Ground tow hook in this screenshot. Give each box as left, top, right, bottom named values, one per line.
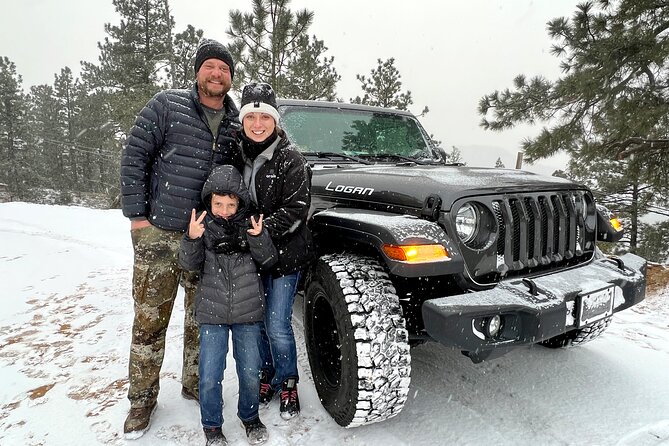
left=522, top=278, right=539, bottom=296
left=607, top=255, right=626, bottom=271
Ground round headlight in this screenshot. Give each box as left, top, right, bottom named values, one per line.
left=583, top=194, right=596, bottom=230
left=456, top=203, right=479, bottom=243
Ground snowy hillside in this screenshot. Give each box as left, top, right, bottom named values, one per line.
left=1, top=202, right=668, bottom=446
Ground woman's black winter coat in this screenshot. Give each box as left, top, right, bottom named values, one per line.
left=244, top=134, right=315, bottom=276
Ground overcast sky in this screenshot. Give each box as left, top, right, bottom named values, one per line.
left=0, top=0, right=581, bottom=174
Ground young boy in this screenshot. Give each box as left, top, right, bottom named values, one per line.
left=179, top=164, right=277, bottom=446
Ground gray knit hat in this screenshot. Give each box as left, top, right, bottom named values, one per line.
left=194, top=39, right=235, bottom=79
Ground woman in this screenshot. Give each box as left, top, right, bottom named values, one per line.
left=238, top=82, right=314, bottom=420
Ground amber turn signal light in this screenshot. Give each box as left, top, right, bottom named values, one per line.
left=382, top=244, right=449, bottom=262
left=610, top=217, right=623, bottom=232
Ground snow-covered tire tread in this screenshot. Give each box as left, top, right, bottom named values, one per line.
left=305, top=253, right=411, bottom=428
left=540, top=316, right=612, bottom=348
left=569, top=316, right=612, bottom=346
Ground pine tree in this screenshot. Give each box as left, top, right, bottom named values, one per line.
left=443, top=146, right=465, bottom=165
left=81, top=0, right=174, bottom=132
left=637, top=221, right=669, bottom=263
left=566, top=154, right=657, bottom=251
left=478, top=0, right=669, bottom=192
left=53, top=67, right=83, bottom=190
left=495, top=157, right=505, bottom=168
left=75, top=90, right=123, bottom=198
left=28, top=84, right=62, bottom=191
left=226, top=0, right=339, bottom=100
left=0, top=57, right=29, bottom=196
left=279, top=34, right=339, bottom=100
left=85, top=0, right=173, bottom=89
left=478, top=0, right=669, bottom=250
left=25, top=67, right=117, bottom=199
left=72, top=0, right=181, bottom=203
left=170, top=25, right=204, bottom=89
left=352, top=58, right=429, bottom=116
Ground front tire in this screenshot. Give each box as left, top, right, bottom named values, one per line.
left=304, top=254, right=411, bottom=427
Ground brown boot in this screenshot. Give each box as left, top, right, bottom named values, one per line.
left=181, top=386, right=199, bottom=403
left=123, top=402, right=157, bottom=439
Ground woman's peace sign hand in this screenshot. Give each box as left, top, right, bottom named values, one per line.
left=247, top=214, right=264, bottom=236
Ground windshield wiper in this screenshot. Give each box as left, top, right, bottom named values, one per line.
left=303, top=151, right=372, bottom=165
left=357, top=153, right=428, bottom=165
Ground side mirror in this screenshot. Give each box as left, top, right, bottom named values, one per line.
left=431, top=145, right=449, bottom=163
left=596, top=204, right=624, bottom=243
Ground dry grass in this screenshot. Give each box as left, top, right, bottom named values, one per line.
left=28, top=384, right=55, bottom=400
left=647, top=263, right=669, bottom=296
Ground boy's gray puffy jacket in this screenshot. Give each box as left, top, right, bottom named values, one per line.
left=179, top=165, right=277, bottom=325
left=120, top=84, right=241, bottom=232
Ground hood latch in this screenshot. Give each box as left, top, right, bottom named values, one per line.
left=421, top=194, right=442, bottom=221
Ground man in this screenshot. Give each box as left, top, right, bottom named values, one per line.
left=120, top=38, right=240, bottom=439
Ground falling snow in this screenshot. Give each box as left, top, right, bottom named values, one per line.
left=1, top=202, right=668, bottom=445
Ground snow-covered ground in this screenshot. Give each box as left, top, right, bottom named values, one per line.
left=1, top=202, right=668, bottom=446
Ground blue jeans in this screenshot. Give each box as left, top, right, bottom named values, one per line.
left=259, top=272, right=301, bottom=390
left=199, top=323, right=262, bottom=428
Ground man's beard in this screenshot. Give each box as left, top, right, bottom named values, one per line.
left=199, top=79, right=227, bottom=97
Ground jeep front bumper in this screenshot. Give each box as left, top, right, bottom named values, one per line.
left=421, top=253, right=646, bottom=356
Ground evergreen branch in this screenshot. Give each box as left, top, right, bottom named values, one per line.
left=613, top=138, right=669, bottom=158
left=41, top=137, right=119, bottom=158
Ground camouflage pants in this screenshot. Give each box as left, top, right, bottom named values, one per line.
left=127, top=225, right=199, bottom=409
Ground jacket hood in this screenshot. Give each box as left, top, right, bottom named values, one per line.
left=201, top=165, right=250, bottom=221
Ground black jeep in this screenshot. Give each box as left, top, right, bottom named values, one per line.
left=277, top=99, right=647, bottom=428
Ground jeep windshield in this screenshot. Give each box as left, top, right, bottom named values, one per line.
left=278, top=104, right=441, bottom=163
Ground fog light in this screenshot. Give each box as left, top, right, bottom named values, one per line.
left=485, top=315, right=502, bottom=337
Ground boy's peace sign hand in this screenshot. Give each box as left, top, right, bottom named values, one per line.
left=247, top=214, right=264, bottom=236
left=188, top=209, right=207, bottom=239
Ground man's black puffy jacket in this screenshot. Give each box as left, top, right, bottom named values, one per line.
left=120, top=84, right=240, bottom=231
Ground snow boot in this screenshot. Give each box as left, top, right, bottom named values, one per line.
left=181, top=385, right=199, bottom=403
left=242, top=417, right=268, bottom=445
left=259, top=369, right=274, bottom=407
left=279, top=377, right=300, bottom=420
left=203, top=426, right=228, bottom=446
left=123, top=401, right=157, bottom=439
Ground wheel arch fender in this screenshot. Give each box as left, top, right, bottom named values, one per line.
left=311, top=208, right=465, bottom=277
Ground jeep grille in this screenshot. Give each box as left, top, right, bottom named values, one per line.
left=493, top=191, right=592, bottom=273
left=458, top=191, right=596, bottom=283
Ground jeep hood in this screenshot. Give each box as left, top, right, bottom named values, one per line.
left=311, top=165, right=585, bottom=212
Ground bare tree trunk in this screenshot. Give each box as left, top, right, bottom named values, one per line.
left=4, top=101, right=19, bottom=194
left=629, top=181, right=639, bottom=252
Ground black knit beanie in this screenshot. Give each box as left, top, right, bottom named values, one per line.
left=239, top=82, right=280, bottom=123
left=194, top=39, right=235, bottom=79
